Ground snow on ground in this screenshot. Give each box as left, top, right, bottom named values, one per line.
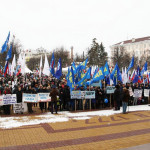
left=0, top=105, right=150, bottom=129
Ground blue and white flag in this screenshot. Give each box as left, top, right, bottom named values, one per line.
left=1, top=32, right=10, bottom=53
left=6, top=45, right=12, bottom=61
left=55, top=58, right=62, bottom=79
left=127, top=56, right=134, bottom=73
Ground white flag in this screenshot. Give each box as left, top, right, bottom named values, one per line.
left=43, top=54, right=50, bottom=76
left=11, top=55, right=16, bottom=76
left=39, top=55, right=42, bottom=77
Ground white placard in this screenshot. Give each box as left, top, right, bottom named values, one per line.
left=3, top=94, right=17, bottom=105
left=23, top=93, right=38, bottom=103
left=106, top=86, right=115, bottom=94
left=133, top=89, right=142, bottom=98
left=85, top=91, right=95, bottom=99
left=38, top=93, right=51, bottom=102
left=144, top=89, right=149, bottom=97
left=71, top=91, right=81, bottom=99
left=13, top=102, right=28, bottom=113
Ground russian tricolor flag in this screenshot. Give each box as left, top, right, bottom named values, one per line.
left=4, top=61, right=9, bottom=77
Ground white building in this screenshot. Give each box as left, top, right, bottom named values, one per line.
left=110, top=36, right=150, bottom=61
left=21, top=47, right=49, bottom=61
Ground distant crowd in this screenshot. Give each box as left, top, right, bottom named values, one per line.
left=0, top=73, right=150, bottom=115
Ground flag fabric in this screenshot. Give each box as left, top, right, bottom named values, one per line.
left=6, top=45, right=12, bottom=61
left=103, top=62, right=110, bottom=76
left=77, top=67, right=91, bottom=87
left=55, top=58, right=62, bottom=79
left=72, top=62, right=77, bottom=74
left=1, top=32, right=10, bottom=53
left=110, top=63, right=122, bottom=82
left=21, top=53, right=25, bottom=75
left=50, top=52, right=55, bottom=76
left=105, top=75, right=110, bottom=85
left=122, top=67, right=128, bottom=84
left=141, top=62, right=147, bottom=75
left=87, top=67, right=105, bottom=85
left=0, top=65, right=3, bottom=75
left=77, top=58, right=88, bottom=71
left=4, top=61, right=9, bottom=77
left=11, top=55, right=16, bottom=76
left=127, top=56, right=134, bottom=73
left=43, top=54, right=50, bottom=76
left=93, top=68, right=99, bottom=78
left=39, top=55, right=42, bottom=77
left=67, top=67, right=74, bottom=90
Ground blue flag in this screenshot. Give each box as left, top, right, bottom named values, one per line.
left=110, top=63, right=122, bottom=82
left=77, top=67, right=91, bottom=87
left=141, top=62, right=147, bottom=75
left=77, top=58, right=88, bottom=71
left=127, top=56, right=134, bottom=73
left=72, top=62, right=77, bottom=74
left=50, top=52, right=55, bottom=76
left=88, top=67, right=105, bottom=85
left=67, top=67, right=74, bottom=91
left=1, top=32, right=10, bottom=53
left=6, top=45, right=12, bottom=61
left=137, top=65, right=141, bottom=76
left=66, top=67, right=70, bottom=85
left=103, top=62, right=110, bottom=76
left=55, top=58, right=62, bottom=79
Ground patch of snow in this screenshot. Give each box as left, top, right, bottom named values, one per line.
left=0, top=105, right=150, bottom=129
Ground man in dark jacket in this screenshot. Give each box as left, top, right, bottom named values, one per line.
left=50, top=85, right=58, bottom=114
left=26, top=85, right=33, bottom=113
left=122, top=87, right=130, bottom=114
left=16, top=86, right=22, bottom=103
left=114, top=85, right=120, bottom=110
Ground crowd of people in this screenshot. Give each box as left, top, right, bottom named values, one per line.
left=0, top=73, right=150, bottom=115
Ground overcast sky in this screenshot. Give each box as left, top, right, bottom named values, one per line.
left=0, top=0, right=150, bottom=56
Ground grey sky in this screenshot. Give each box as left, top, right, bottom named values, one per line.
left=0, top=0, right=150, bottom=56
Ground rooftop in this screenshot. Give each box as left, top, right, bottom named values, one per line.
left=114, top=36, right=150, bottom=46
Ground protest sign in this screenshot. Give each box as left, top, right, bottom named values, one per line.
left=3, top=94, right=17, bottom=105
left=106, top=86, right=115, bottom=94
left=13, top=102, right=28, bottom=113
left=23, top=93, right=38, bottom=103
left=81, top=91, right=86, bottom=99
left=85, top=91, right=95, bottom=99
left=71, top=91, right=81, bottom=99
left=133, top=89, right=142, bottom=98
left=129, top=87, right=133, bottom=96
left=144, top=89, right=149, bottom=97
left=38, top=93, right=51, bottom=102
left=0, top=95, right=3, bottom=105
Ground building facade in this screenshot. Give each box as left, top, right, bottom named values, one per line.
left=110, top=36, right=150, bottom=61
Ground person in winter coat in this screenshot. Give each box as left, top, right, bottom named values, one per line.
left=16, top=86, right=22, bottom=103
left=50, top=85, right=58, bottom=114
left=113, top=85, right=120, bottom=110
left=26, top=85, right=34, bottom=113
left=122, top=87, right=130, bottom=114
left=3, top=84, right=12, bottom=115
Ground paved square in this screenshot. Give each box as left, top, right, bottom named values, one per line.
left=1, top=109, right=150, bottom=150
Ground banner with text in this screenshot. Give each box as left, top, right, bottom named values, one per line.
left=23, top=94, right=38, bottom=103
left=38, top=93, right=51, bottom=102
left=3, top=94, right=17, bottom=105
